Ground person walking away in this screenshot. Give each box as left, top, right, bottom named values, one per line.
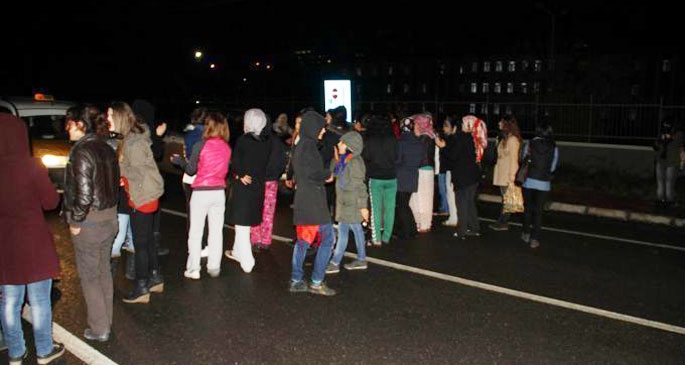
left=450, top=117, right=482, bottom=240
left=394, top=117, right=424, bottom=240
left=0, top=114, right=65, bottom=364
left=408, top=113, right=437, bottom=233
left=326, top=131, right=369, bottom=274
left=653, top=117, right=684, bottom=208
left=225, top=108, right=271, bottom=273
left=171, top=111, right=231, bottom=279
left=288, top=111, right=337, bottom=296
left=489, top=116, right=522, bottom=231
left=521, top=123, right=559, bottom=249
left=132, top=99, right=169, bottom=257
left=362, top=114, right=398, bottom=246
left=435, top=116, right=459, bottom=227
left=108, top=102, right=165, bottom=304
left=63, top=105, right=119, bottom=342
left=251, top=117, right=288, bottom=252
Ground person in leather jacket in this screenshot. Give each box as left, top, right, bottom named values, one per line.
left=63, top=104, right=119, bottom=342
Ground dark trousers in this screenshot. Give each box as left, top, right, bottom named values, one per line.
left=183, top=182, right=193, bottom=231
left=131, top=210, right=159, bottom=280
left=394, top=192, right=417, bottom=239
left=497, top=186, right=511, bottom=224
left=523, top=188, right=549, bottom=240
left=72, top=219, right=118, bottom=335
left=325, top=183, right=336, bottom=219
left=456, top=182, right=480, bottom=236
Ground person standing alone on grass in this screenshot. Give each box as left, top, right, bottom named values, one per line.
left=0, top=113, right=65, bottom=364
left=520, top=123, right=559, bottom=249
left=489, top=116, right=522, bottom=231
left=326, top=131, right=370, bottom=274
left=288, top=111, right=338, bottom=296
left=171, top=111, right=231, bottom=279
left=63, top=105, right=120, bottom=342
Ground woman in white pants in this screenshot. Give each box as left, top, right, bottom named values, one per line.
left=408, top=113, right=437, bottom=232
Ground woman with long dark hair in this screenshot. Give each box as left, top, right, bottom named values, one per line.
left=489, top=115, right=522, bottom=231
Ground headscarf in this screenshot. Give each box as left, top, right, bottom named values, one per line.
left=462, top=114, right=488, bottom=163
left=411, top=113, right=436, bottom=139
left=244, top=108, right=267, bottom=135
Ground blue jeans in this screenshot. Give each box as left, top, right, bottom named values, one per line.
left=111, top=213, right=134, bottom=256
left=291, top=224, right=334, bottom=285
left=438, top=173, right=449, bottom=213
left=0, top=279, right=54, bottom=358
left=330, top=223, right=366, bottom=266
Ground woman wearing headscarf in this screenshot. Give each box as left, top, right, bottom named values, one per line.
left=408, top=112, right=437, bottom=232
left=449, top=116, right=482, bottom=240
left=225, top=108, right=271, bottom=273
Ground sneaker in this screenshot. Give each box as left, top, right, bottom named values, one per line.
left=530, top=239, right=540, bottom=249
left=184, top=269, right=200, bottom=280
left=343, top=260, right=368, bottom=271
left=207, top=269, right=220, bottom=278
left=36, top=343, right=65, bottom=365
left=442, top=221, right=457, bottom=227
left=201, top=247, right=209, bottom=258
left=9, top=350, right=27, bottom=365
left=488, top=223, right=509, bottom=231
left=521, top=233, right=531, bottom=243
left=325, top=263, right=340, bottom=274
left=83, top=328, right=110, bottom=342
left=308, top=282, right=337, bottom=296
left=288, top=280, right=308, bottom=293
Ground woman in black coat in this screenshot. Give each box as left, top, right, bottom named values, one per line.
left=226, top=108, right=271, bottom=273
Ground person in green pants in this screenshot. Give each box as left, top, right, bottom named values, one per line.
left=362, top=114, right=399, bottom=246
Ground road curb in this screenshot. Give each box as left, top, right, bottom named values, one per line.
left=478, top=193, right=680, bottom=227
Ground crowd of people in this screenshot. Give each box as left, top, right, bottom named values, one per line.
left=0, top=101, right=562, bottom=364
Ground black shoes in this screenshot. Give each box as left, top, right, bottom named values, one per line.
left=36, top=343, right=65, bottom=365
left=148, top=270, right=164, bottom=293
left=84, top=328, right=110, bottom=342
left=123, top=279, right=150, bottom=304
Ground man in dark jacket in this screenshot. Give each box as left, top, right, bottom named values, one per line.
left=394, top=119, right=424, bottom=239
left=289, top=111, right=337, bottom=296
left=63, top=105, right=120, bottom=342
left=0, top=114, right=65, bottom=364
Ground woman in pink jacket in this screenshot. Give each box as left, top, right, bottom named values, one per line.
left=171, top=111, right=232, bottom=279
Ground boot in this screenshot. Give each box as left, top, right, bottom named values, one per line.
left=148, top=270, right=164, bottom=293
left=110, top=258, right=119, bottom=279
left=125, top=251, right=136, bottom=281
left=122, top=279, right=150, bottom=304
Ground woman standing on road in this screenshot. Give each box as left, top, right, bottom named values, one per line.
left=520, top=123, right=559, bottom=249
left=225, top=108, right=271, bottom=273
left=408, top=113, right=437, bottom=233
left=108, top=102, right=165, bottom=304
left=0, top=114, right=65, bottom=364
left=489, top=116, right=522, bottom=231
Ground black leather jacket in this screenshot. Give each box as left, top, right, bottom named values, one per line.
left=63, top=134, right=120, bottom=223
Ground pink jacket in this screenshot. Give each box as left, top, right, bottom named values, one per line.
left=192, top=138, right=232, bottom=189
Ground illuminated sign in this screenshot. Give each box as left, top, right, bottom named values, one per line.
left=323, top=80, right=352, bottom=124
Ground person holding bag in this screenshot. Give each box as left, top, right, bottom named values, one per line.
left=489, top=116, right=523, bottom=231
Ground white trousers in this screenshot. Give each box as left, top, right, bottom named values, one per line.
left=445, top=171, right=458, bottom=225
left=409, top=169, right=434, bottom=231
left=232, top=225, right=255, bottom=273
left=187, top=190, right=225, bottom=273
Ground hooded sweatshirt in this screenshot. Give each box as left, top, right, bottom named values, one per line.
left=331, top=131, right=368, bottom=223
left=0, top=113, right=60, bottom=285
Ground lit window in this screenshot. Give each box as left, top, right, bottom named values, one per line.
left=481, top=104, right=488, bottom=115
left=439, top=64, right=446, bottom=75
left=495, top=61, right=503, bottom=72
left=521, top=82, right=528, bottom=94
left=472, top=62, right=478, bottom=73
left=483, top=62, right=491, bottom=72
left=386, top=84, right=392, bottom=94
left=507, top=83, right=514, bottom=94
left=459, top=66, right=464, bottom=75
left=534, top=60, right=542, bottom=72
left=533, top=82, right=540, bottom=94
left=493, top=104, right=500, bottom=115
left=506, top=105, right=512, bottom=115
left=482, top=83, right=490, bottom=93
left=388, top=66, right=393, bottom=76
left=494, top=83, right=502, bottom=94
left=469, top=103, right=476, bottom=114
left=471, top=83, right=478, bottom=94
left=508, top=61, right=516, bottom=72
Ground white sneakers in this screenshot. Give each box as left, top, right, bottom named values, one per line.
left=184, top=270, right=200, bottom=280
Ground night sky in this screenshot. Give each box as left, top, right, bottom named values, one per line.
left=1, top=0, right=680, bottom=100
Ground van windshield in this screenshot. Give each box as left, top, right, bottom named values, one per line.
left=23, top=115, right=68, bottom=140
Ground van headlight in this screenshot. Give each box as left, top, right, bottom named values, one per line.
left=41, top=154, right=68, bottom=168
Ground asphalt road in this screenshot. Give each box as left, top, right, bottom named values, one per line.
left=3, top=175, right=684, bottom=364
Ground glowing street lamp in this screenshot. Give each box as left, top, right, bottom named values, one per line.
left=210, top=63, right=216, bottom=69
left=194, top=51, right=203, bottom=60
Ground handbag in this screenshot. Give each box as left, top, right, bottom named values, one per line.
left=514, top=144, right=531, bottom=186
left=502, top=183, right=525, bottom=214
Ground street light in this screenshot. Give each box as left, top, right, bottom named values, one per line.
left=210, top=63, right=216, bottom=69
left=194, top=51, right=203, bottom=60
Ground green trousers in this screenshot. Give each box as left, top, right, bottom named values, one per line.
left=369, top=178, right=397, bottom=243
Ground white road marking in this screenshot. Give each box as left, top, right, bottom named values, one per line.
left=22, top=307, right=118, bottom=365
left=342, top=252, right=685, bottom=336
left=478, top=217, right=685, bottom=252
